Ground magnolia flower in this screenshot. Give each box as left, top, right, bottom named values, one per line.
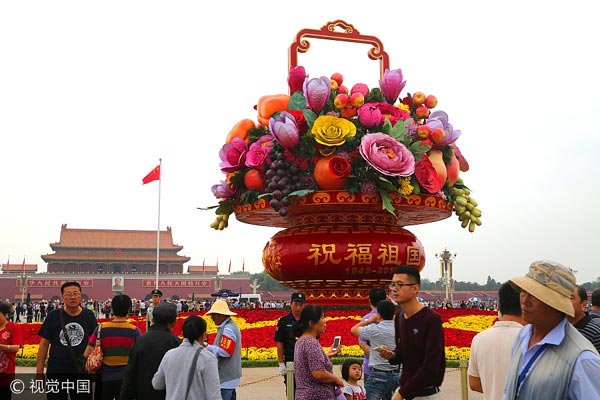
left=426, top=111, right=461, bottom=145
left=379, top=68, right=407, bottom=104
left=269, top=112, right=299, bottom=148
left=246, top=135, right=274, bottom=168
left=303, top=76, right=330, bottom=114
left=219, top=137, right=247, bottom=173
left=359, top=132, right=415, bottom=176
left=311, top=115, right=357, bottom=146
left=211, top=180, right=236, bottom=199
left=288, top=66, right=307, bottom=94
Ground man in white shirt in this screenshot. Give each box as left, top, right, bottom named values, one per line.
left=469, top=282, right=525, bottom=400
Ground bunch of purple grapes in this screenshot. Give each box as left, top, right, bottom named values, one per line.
left=265, top=153, right=304, bottom=217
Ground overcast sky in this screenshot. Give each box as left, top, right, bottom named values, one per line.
left=1, top=1, right=599, bottom=285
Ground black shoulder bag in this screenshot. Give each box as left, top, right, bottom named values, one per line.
left=59, top=308, right=87, bottom=374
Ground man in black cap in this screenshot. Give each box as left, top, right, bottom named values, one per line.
left=146, top=289, right=162, bottom=332
left=121, top=302, right=180, bottom=400
left=274, top=292, right=306, bottom=396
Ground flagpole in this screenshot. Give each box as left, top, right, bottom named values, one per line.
left=155, top=158, right=162, bottom=290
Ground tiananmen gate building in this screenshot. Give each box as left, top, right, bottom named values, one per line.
left=0, top=224, right=252, bottom=302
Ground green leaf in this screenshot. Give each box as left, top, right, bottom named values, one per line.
left=378, top=189, right=396, bottom=215
left=382, top=119, right=392, bottom=134
left=304, top=109, right=318, bottom=130
left=289, top=92, right=307, bottom=111
left=410, top=175, right=421, bottom=194
left=409, top=142, right=431, bottom=158
left=289, top=189, right=314, bottom=197
left=376, top=175, right=398, bottom=193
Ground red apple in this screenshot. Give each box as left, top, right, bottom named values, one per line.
left=337, top=85, right=349, bottom=94
left=416, top=125, right=432, bottom=139
left=334, top=94, right=349, bottom=109
left=415, top=105, right=429, bottom=119
left=412, top=92, right=426, bottom=105
left=426, top=149, right=447, bottom=187
left=420, top=138, right=433, bottom=147
left=329, top=79, right=339, bottom=91
left=330, top=72, right=344, bottom=86
left=424, top=95, right=438, bottom=108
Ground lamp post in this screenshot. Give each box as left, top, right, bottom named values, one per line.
left=435, top=248, right=456, bottom=304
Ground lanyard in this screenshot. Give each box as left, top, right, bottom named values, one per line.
left=516, top=343, right=548, bottom=397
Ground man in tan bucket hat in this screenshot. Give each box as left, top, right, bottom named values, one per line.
left=205, top=299, right=242, bottom=400
left=502, top=260, right=600, bottom=399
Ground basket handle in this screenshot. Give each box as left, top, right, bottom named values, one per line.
left=288, top=20, right=390, bottom=87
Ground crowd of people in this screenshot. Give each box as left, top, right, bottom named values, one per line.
left=1, top=260, right=600, bottom=399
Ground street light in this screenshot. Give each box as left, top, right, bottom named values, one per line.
left=435, top=248, right=456, bottom=304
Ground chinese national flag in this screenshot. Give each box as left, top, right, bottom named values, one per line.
left=142, top=165, right=160, bottom=185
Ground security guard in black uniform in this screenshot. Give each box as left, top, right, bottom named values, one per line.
left=274, top=292, right=306, bottom=396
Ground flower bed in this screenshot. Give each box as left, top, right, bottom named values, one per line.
left=18, top=308, right=495, bottom=361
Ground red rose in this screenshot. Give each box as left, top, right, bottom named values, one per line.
left=288, top=109, right=308, bottom=134
left=329, top=156, right=351, bottom=179
left=414, top=157, right=442, bottom=194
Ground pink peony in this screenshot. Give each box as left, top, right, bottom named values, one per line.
left=219, top=137, right=247, bottom=173
left=359, top=132, right=415, bottom=177
left=357, top=104, right=384, bottom=128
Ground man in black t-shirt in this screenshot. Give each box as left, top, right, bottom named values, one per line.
left=36, top=282, right=97, bottom=400
left=274, top=292, right=305, bottom=396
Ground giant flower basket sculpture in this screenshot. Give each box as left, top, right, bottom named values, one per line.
left=209, top=21, right=481, bottom=304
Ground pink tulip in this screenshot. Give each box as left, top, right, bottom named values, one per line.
left=269, top=112, right=299, bottom=148
left=379, top=68, right=407, bottom=104
left=303, top=76, right=331, bottom=114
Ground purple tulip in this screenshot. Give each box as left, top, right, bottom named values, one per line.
left=359, top=132, right=415, bottom=177
left=288, top=66, right=307, bottom=94
left=357, top=104, right=384, bottom=128
left=246, top=135, right=275, bottom=168
left=219, top=137, right=247, bottom=173
left=269, top=112, right=299, bottom=148
left=379, top=68, right=407, bottom=104
left=426, top=110, right=461, bottom=145
left=303, top=76, right=331, bottom=114
left=211, top=180, right=236, bottom=199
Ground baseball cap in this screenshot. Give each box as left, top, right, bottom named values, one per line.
left=291, top=292, right=306, bottom=303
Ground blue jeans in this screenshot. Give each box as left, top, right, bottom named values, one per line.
left=221, top=388, right=237, bottom=400
left=365, top=369, right=400, bottom=400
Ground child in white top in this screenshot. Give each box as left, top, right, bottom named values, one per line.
left=341, top=358, right=366, bottom=400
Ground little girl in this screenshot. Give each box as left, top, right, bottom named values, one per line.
left=341, top=358, right=366, bottom=400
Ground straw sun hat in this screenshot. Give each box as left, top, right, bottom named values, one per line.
left=509, top=260, right=576, bottom=317
left=205, top=299, right=237, bottom=316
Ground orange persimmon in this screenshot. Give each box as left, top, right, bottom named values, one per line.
left=256, top=94, right=290, bottom=126
left=225, top=119, right=255, bottom=144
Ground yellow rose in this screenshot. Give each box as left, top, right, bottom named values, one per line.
left=311, top=115, right=357, bottom=146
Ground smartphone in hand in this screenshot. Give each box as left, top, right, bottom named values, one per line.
left=332, top=336, right=341, bottom=350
